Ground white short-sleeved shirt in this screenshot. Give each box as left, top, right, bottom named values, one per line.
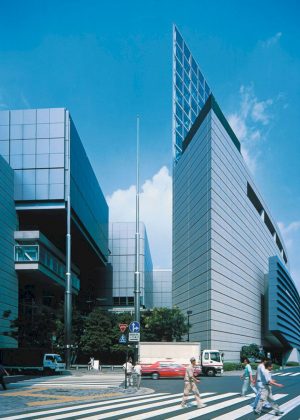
left=256, top=363, right=266, bottom=382
left=134, top=364, right=142, bottom=375
left=262, top=369, right=272, bottom=385
left=123, top=362, right=133, bottom=373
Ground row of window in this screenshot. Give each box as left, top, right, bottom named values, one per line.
left=0, top=123, right=65, bottom=140
left=247, top=183, right=287, bottom=263
left=0, top=108, right=65, bottom=125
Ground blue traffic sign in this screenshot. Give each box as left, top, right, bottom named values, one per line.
left=129, top=321, right=140, bottom=333
left=119, top=334, right=127, bottom=344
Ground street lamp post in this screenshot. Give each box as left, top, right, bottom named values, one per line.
left=187, top=310, right=193, bottom=342
left=134, top=116, right=141, bottom=364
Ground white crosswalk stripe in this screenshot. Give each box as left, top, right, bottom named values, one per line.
left=272, top=371, right=300, bottom=377
left=10, top=374, right=124, bottom=389
left=2, top=390, right=299, bottom=419
left=259, top=395, right=300, bottom=419
left=212, top=393, right=288, bottom=419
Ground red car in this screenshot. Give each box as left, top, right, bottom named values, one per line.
left=142, top=361, right=199, bottom=380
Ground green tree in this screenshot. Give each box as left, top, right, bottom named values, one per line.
left=240, top=343, right=260, bottom=361
left=141, top=307, right=189, bottom=341
left=5, top=307, right=57, bottom=348
left=80, top=308, right=113, bottom=355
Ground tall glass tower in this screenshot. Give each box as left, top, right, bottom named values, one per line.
left=172, top=25, right=211, bottom=163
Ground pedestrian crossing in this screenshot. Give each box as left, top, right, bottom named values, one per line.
left=272, top=371, right=300, bottom=377
left=10, top=374, right=124, bottom=389
left=2, top=390, right=299, bottom=420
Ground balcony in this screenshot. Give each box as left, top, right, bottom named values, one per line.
left=14, top=231, right=80, bottom=293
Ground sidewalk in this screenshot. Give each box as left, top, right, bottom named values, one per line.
left=0, top=371, right=153, bottom=416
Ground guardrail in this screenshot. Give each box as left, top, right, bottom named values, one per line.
left=71, top=364, right=123, bottom=372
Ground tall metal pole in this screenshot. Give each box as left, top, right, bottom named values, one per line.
left=65, top=115, right=72, bottom=369
left=134, top=116, right=141, bottom=363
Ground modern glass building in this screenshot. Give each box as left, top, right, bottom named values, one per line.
left=0, top=108, right=109, bottom=347
left=172, top=29, right=300, bottom=361
left=172, top=25, right=211, bottom=163
left=152, top=269, right=172, bottom=308
left=109, top=222, right=153, bottom=310
left=0, top=155, right=18, bottom=348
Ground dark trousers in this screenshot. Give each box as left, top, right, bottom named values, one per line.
left=0, top=376, right=6, bottom=390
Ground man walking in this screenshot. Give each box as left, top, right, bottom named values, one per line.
left=254, top=361, right=284, bottom=416
left=240, top=358, right=256, bottom=396
left=181, top=357, right=205, bottom=408
left=253, top=357, right=271, bottom=409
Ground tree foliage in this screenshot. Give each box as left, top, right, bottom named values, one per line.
left=80, top=308, right=113, bottom=354
left=240, top=343, right=261, bottom=361
left=141, top=307, right=189, bottom=342
left=4, top=305, right=189, bottom=363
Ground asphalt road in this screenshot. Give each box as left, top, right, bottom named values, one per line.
left=140, top=368, right=300, bottom=419
left=1, top=368, right=299, bottom=419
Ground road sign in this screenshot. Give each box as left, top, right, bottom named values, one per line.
left=119, top=334, right=127, bottom=344
left=129, top=333, right=140, bottom=342
left=129, top=321, right=140, bottom=333
left=119, top=323, right=128, bottom=333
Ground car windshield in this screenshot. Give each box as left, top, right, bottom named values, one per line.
left=210, top=352, right=221, bottom=362
left=54, top=355, right=63, bottom=362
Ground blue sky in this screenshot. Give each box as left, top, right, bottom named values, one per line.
left=0, top=0, right=299, bottom=288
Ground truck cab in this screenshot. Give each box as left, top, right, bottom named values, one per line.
left=201, top=349, right=223, bottom=376
left=43, top=354, right=66, bottom=374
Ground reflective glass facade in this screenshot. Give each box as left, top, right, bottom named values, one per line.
left=152, top=269, right=172, bottom=308
left=172, top=25, right=211, bottom=163
left=0, top=108, right=108, bottom=261
left=0, top=108, right=66, bottom=201
left=109, top=222, right=153, bottom=309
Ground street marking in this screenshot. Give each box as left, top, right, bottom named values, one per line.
left=212, top=393, right=288, bottom=419
left=278, top=373, right=293, bottom=376
left=1, top=390, right=299, bottom=420
left=55, top=393, right=215, bottom=420
left=165, top=395, right=255, bottom=419
left=2, top=393, right=169, bottom=419
left=0, top=386, right=123, bottom=406
left=27, top=393, right=123, bottom=406
left=127, top=393, right=237, bottom=420
left=259, top=395, right=300, bottom=419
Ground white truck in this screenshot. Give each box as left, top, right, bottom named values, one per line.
left=3, top=352, right=66, bottom=375
left=139, top=342, right=223, bottom=377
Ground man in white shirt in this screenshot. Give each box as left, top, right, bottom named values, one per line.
left=253, top=357, right=271, bottom=409
left=123, top=358, right=133, bottom=387
left=254, top=361, right=284, bottom=416
left=133, top=361, right=142, bottom=389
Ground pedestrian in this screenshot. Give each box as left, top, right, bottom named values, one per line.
left=252, top=357, right=271, bottom=409
left=240, top=358, right=256, bottom=396
left=123, top=358, right=133, bottom=387
left=181, top=357, right=205, bottom=409
left=0, top=363, right=8, bottom=391
left=254, top=361, right=284, bottom=416
left=133, top=360, right=142, bottom=390
left=88, top=357, right=94, bottom=370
